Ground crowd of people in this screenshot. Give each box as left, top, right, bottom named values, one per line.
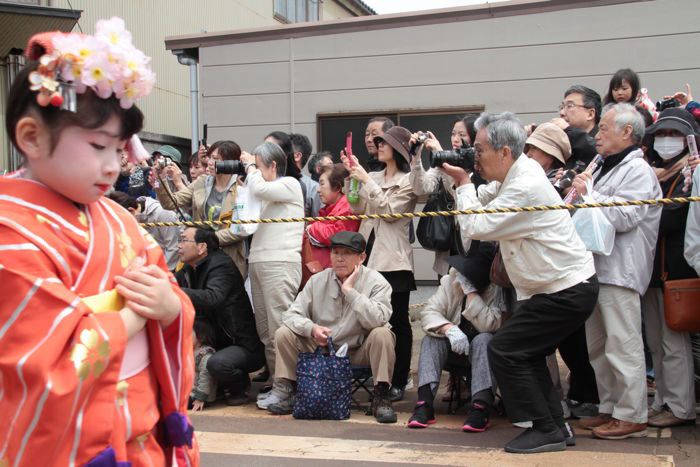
left=1, top=16, right=699, bottom=464
left=109, top=68, right=700, bottom=453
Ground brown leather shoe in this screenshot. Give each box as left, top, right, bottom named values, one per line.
left=578, top=412, right=612, bottom=430
left=648, top=408, right=696, bottom=428
left=592, top=418, right=647, bottom=439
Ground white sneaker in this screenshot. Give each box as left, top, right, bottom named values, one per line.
left=257, top=390, right=271, bottom=401
left=513, top=421, right=533, bottom=428
left=257, top=392, right=281, bottom=409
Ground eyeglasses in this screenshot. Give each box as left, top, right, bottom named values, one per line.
left=559, top=102, right=589, bottom=111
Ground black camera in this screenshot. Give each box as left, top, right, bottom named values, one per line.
left=557, top=160, right=587, bottom=190
left=656, top=98, right=679, bottom=112
left=430, top=145, right=476, bottom=172
left=215, top=160, right=246, bottom=176
left=409, top=131, right=429, bottom=156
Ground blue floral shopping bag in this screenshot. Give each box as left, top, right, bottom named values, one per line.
left=293, top=337, right=352, bottom=420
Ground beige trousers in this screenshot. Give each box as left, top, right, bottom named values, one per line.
left=586, top=284, right=647, bottom=424
left=250, top=261, right=301, bottom=377
left=274, top=326, right=396, bottom=384
left=642, top=287, right=696, bottom=420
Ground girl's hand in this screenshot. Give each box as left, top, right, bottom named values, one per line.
left=114, top=260, right=181, bottom=326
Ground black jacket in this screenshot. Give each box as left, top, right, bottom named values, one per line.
left=176, top=250, right=263, bottom=354
left=564, top=126, right=598, bottom=169
left=649, top=156, right=699, bottom=288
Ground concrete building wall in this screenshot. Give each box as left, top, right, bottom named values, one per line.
left=198, top=0, right=700, bottom=151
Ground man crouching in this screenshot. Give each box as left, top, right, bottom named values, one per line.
left=262, top=231, right=397, bottom=423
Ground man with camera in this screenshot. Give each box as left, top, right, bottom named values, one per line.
left=262, top=231, right=398, bottom=424
left=571, top=103, right=662, bottom=440
left=440, top=111, right=599, bottom=454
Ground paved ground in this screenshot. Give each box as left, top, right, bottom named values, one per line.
left=190, top=286, right=700, bottom=466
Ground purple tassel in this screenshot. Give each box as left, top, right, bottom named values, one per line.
left=164, top=412, right=194, bottom=448
left=85, top=446, right=131, bottom=467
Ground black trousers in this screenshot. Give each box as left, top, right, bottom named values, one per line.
left=488, top=276, right=599, bottom=423
left=207, top=345, right=266, bottom=393
left=389, top=291, right=412, bottom=389
left=557, top=324, right=599, bottom=403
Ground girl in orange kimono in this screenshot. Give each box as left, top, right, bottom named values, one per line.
left=0, top=18, right=198, bottom=467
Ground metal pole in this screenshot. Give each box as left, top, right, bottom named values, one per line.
left=176, top=52, right=199, bottom=156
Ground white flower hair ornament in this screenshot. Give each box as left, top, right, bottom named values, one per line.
left=25, top=17, right=155, bottom=163
left=26, top=17, right=155, bottom=110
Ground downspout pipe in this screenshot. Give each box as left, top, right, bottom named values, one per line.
left=175, top=51, right=199, bottom=156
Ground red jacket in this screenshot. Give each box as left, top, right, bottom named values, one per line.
left=306, top=195, right=360, bottom=269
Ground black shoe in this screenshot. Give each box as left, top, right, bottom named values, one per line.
left=388, top=386, right=404, bottom=402
left=504, top=428, right=567, bottom=454
left=225, top=392, right=249, bottom=406
left=252, top=369, right=270, bottom=383
left=462, top=402, right=490, bottom=432
left=407, top=401, right=435, bottom=428
left=373, top=385, right=397, bottom=424
left=562, top=422, right=576, bottom=446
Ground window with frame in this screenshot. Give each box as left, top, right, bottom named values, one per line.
left=317, top=107, right=483, bottom=170
left=274, top=0, right=320, bottom=24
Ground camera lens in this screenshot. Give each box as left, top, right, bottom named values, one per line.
left=430, top=147, right=475, bottom=172
left=215, top=160, right=246, bottom=176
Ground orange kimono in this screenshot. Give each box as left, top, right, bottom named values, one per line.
left=0, top=173, right=198, bottom=466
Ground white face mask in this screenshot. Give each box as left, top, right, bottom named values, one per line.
left=654, top=136, right=686, bottom=160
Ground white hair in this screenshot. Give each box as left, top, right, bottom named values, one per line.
left=602, top=103, right=645, bottom=144
left=474, top=112, right=527, bottom=158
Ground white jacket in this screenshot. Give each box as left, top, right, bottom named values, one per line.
left=420, top=268, right=505, bottom=337
left=684, top=162, right=700, bottom=275
left=247, top=171, right=304, bottom=264
left=456, top=155, right=595, bottom=300
left=588, top=149, right=662, bottom=294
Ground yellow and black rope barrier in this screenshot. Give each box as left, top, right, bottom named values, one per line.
left=139, top=196, right=700, bottom=228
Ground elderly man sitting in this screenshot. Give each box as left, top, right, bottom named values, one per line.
left=261, top=231, right=398, bottom=423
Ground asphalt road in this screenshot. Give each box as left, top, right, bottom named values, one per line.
left=190, top=286, right=700, bottom=466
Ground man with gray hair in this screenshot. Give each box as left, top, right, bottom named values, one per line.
left=572, top=103, right=662, bottom=440
left=443, top=112, right=599, bottom=454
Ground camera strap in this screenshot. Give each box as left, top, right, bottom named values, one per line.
left=156, top=172, right=188, bottom=222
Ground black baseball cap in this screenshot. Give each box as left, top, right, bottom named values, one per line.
left=330, top=231, right=366, bottom=253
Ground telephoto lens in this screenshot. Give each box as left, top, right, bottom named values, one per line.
left=215, top=160, right=246, bottom=176
left=430, top=146, right=476, bottom=172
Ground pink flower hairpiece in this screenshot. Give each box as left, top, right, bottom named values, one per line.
left=26, top=17, right=155, bottom=111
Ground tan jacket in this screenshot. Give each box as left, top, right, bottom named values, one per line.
left=282, top=266, right=393, bottom=350
left=348, top=170, right=418, bottom=273
left=156, top=175, right=247, bottom=277
left=420, top=268, right=506, bottom=338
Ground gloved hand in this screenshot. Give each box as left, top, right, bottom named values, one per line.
left=445, top=325, right=470, bottom=355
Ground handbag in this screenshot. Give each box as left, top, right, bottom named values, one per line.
left=661, top=175, right=700, bottom=332
left=300, top=233, right=323, bottom=290
left=293, top=336, right=352, bottom=420
left=489, top=243, right=513, bottom=289
left=417, top=182, right=457, bottom=252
